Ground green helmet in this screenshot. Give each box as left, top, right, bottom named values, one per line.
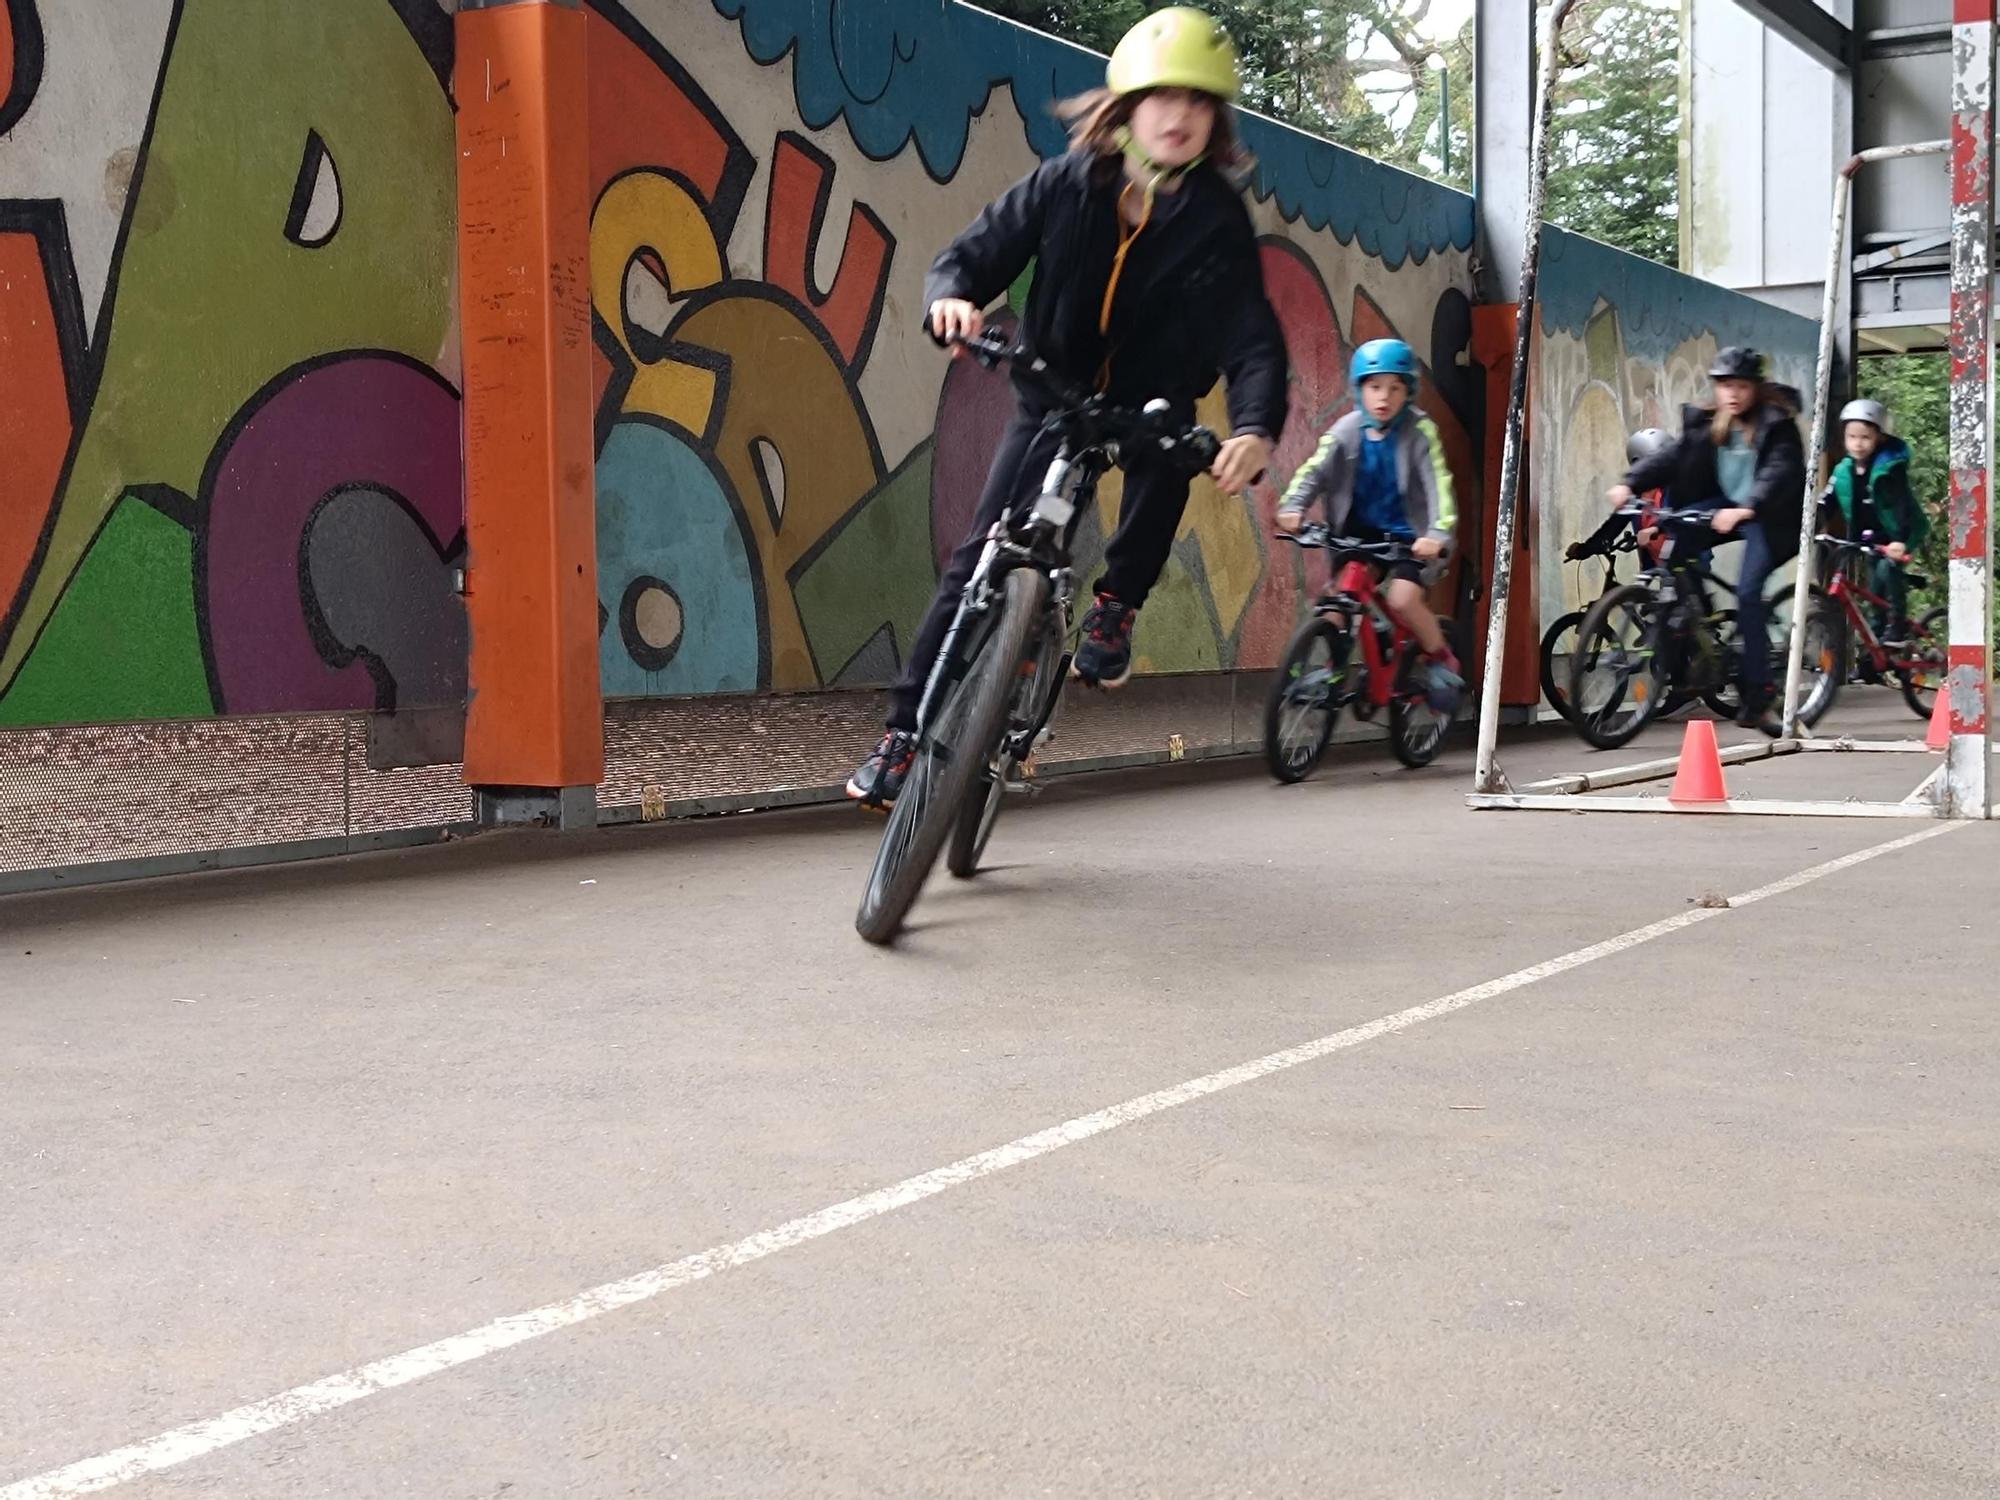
left=1106, top=8, right=1241, bottom=101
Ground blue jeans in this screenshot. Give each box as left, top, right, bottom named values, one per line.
left=1869, top=555, right=1909, bottom=638
left=1734, top=520, right=1777, bottom=699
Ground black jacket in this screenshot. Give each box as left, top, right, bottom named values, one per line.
left=1624, top=383, right=1808, bottom=562
left=923, top=150, right=1288, bottom=440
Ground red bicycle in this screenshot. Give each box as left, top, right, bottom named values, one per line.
left=1782, top=531, right=1945, bottom=723
left=1263, top=525, right=1460, bottom=782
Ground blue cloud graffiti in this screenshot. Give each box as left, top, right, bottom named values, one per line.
left=711, top=0, right=1474, bottom=270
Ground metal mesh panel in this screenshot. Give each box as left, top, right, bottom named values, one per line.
left=0, top=715, right=470, bottom=878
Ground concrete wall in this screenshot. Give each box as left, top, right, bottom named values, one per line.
left=0, top=0, right=464, bottom=727
left=1532, top=227, right=1820, bottom=630
left=585, top=0, right=1483, bottom=701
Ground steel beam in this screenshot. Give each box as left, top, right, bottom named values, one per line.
left=1731, top=0, right=1854, bottom=72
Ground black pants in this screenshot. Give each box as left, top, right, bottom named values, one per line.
left=887, top=403, right=1194, bottom=730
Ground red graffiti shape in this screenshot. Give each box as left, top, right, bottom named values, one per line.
left=0, top=230, right=71, bottom=619
left=764, top=134, right=894, bottom=369
left=586, top=5, right=748, bottom=220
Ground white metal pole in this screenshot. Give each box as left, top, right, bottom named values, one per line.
left=1783, top=139, right=1948, bottom=740
left=1942, top=0, right=1994, bottom=817
left=1472, top=0, right=1583, bottom=795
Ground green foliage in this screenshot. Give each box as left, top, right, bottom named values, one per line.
left=1546, top=1, right=1680, bottom=267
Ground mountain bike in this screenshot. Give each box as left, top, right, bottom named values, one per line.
left=1564, top=504, right=1826, bottom=749
left=1780, top=533, right=1946, bottom=723
left=1542, top=510, right=1655, bottom=725
left=1262, top=525, right=1462, bottom=782
left=855, top=332, right=1220, bottom=945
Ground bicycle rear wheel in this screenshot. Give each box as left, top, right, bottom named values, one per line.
left=1897, top=606, right=1947, bottom=719
left=1539, top=611, right=1585, bottom=724
left=857, top=568, right=1046, bottom=945
left=1388, top=616, right=1465, bottom=769
left=1263, top=617, right=1348, bottom=783
left=947, top=579, right=1060, bottom=877
left=1567, top=584, right=1667, bottom=749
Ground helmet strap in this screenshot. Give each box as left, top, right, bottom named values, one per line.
left=1115, top=126, right=1204, bottom=192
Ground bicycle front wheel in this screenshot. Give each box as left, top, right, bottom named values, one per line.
left=1539, top=610, right=1585, bottom=724
left=1263, top=617, right=1349, bottom=783
left=947, top=576, right=1060, bottom=878
left=1567, top=584, right=1667, bottom=750
left=1897, top=606, right=1948, bottom=720
left=857, top=568, right=1047, bottom=945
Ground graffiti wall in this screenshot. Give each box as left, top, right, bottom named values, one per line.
left=0, top=0, right=463, bottom=728
left=1531, top=227, right=1819, bottom=626
left=576, top=0, right=1484, bottom=698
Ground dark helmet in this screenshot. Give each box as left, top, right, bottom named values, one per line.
left=1626, top=427, right=1674, bottom=464
left=1709, top=346, right=1764, bottom=382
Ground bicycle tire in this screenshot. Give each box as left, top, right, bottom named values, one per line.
left=947, top=583, right=1061, bottom=877
left=856, top=568, right=1047, bottom=945
left=1263, top=617, right=1348, bottom=783
left=1897, top=606, right=1948, bottom=719
left=1784, top=602, right=1845, bottom=727
left=1698, top=609, right=1742, bottom=720
left=1567, top=583, right=1667, bottom=750
left=1387, top=616, right=1465, bottom=769
left=1538, top=611, right=1586, bottom=724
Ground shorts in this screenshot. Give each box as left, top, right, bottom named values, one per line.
left=1348, top=525, right=1444, bottom=588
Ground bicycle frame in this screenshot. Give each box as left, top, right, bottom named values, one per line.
left=1315, top=556, right=1416, bottom=711
left=1819, top=546, right=1923, bottom=672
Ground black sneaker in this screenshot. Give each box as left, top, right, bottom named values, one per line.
left=1072, top=594, right=1136, bottom=688
left=846, top=730, right=916, bottom=808
left=1735, top=685, right=1781, bottom=738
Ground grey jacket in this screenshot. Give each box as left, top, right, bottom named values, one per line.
left=1278, top=409, right=1458, bottom=547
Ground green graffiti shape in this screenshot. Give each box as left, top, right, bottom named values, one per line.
left=793, top=442, right=940, bottom=685
left=0, top=498, right=209, bottom=726
left=0, top=0, right=456, bottom=697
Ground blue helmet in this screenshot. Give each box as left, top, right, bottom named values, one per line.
left=1350, top=338, right=1419, bottom=397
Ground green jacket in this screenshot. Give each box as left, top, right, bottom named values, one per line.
left=1825, top=437, right=1928, bottom=547
left=1277, top=407, right=1458, bottom=547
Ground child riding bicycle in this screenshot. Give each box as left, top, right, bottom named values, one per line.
left=848, top=7, right=1288, bottom=807
left=1274, top=339, right=1462, bottom=711
left=1821, top=397, right=1929, bottom=645
left=1608, top=346, right=1805, bottom=734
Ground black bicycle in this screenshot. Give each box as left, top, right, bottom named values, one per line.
left=1563, top=503, right=1813, bottom=749
left=855, top=332, right=1220, bottom=944
left=1542, top=524, right=1645, bottom=725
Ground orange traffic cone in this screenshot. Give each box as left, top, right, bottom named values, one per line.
left=1926, top=687, right=1952, bottom=751
left=1668, top=720, right=1728, bottom=804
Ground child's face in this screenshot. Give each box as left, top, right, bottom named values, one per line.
left=1844, top=421, right=1880, bottom=463
left=1130, top=88, right=1216, bottom=168
left=1713, top=377, right=1757, bottom=416
left=1360, top=374, right=1409, bottom=425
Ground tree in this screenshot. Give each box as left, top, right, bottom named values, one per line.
left=1546, top=0, right=1680, bottom=267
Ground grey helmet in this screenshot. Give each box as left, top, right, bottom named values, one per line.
left=1626, top=427, right=1674, bottom=464
left=1839, top=397, right=1888, bottom=432
left=1709, top=346, right=1765, bottom=381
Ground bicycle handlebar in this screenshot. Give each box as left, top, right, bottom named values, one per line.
left=1815, top=530, right=1909, bottom=560
left=946, top=330, right=1222, bottom=479
left=1276, top=523, right=1415, bottom=564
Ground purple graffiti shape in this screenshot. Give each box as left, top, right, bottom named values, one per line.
left=203, top=353, right=463, bottom=714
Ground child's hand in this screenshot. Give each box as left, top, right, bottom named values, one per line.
left=1412, top=536, right=1444, bottom=561
left=1211, top=434, right=1273, bottom=494
left=929, top=299, right=984, bottom=351
left=1710, top=507, right=1756, bottom=535
left=1606, top=483, right=1634, bottom=508
left=1276, top=509, right=1304, bottom=534
left=1885, top=540, right=1910, bottom=561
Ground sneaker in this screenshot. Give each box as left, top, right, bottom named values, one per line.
left=1422, top=651, right=1464, bottom=715
left=1073, top=594, right=1136, bottom=688
left=846, top=730, right=916, bottom=808
left=1735, top=685, right=1781, bottom=738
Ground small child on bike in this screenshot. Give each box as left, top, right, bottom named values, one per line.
left=1274, top=338, right=1462, bottom=710
left=1821, top=397, right=1928, bottom=643
left=847, top=7, right=1288, bottom=807
left=1610, top=346, right=1805, bottom=733
left=1567, top=427, right=1675, bottom=562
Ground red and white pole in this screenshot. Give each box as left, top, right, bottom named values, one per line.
left=1943, top=0, right=1996, bottom=817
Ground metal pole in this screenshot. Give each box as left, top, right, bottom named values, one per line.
left=1439, top=64, right=1453, bottom=180
left=1781, top=139, right=1949, bottom=739
left=1472, top=0, right=1583, bottom=795
left=1942, top=0, right=1994, bottom=817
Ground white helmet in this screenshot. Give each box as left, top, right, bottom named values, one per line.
left=1839, top=398, right=1888, bottom=432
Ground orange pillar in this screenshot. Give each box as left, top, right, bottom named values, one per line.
left=1469, top=304, right=1540, bottom=706
left=456, top=0, right=602, bottom=827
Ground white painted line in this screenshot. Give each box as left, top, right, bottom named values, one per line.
left=1469, top=792, right=1941, bottom=818
left=0, top=821, right=1966, bottom=1499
